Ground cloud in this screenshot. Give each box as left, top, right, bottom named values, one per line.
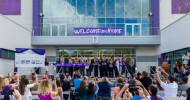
left=43, top=0, right=98, bottom=35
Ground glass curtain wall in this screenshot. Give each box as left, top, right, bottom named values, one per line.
left=57, top=48, right=136, bottom=60
left=163, top=48, right=188, bottom=66
left=42, top=0, right=151, bottom=36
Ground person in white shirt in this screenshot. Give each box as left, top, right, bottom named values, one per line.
left=19, top=76, right=36, bottom=97
left=156, top=67, right=178, bottom=97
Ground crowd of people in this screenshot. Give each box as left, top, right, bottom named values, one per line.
left=56, top=55, right=135, bottom=78
left=1, top=53, right=190, bottom=100
left=0, top=66, right=190, bottom=100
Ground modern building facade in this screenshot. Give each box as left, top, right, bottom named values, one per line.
left=0, top=0, right=190, bottom=75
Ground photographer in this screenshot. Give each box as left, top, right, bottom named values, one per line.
left=115, top=84, right=148, bottom=100
left=30, top=73, right=39, bottom=92
left=97, top=77, right=112, bottom=100
left=0, top=73, right=19, bottom=95
left=156, top=67, right=178, bottom=97
left=114, top=77, right=125, bottom=99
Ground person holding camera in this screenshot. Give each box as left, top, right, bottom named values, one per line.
left=30, top=73, right=39, bottom=93
left=115, top=84, right=148, bottom=100
left=0, top=73, right=19, bottom=95
left=114, top=77, right=125, bottom=99
left=97, top=77, right=112, bottom=100
left=156, top=67, right=178, bottom=97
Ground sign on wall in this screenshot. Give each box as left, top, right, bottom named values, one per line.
left=172, top=0, right=190, bottom=14
left=73, top=28, right=123, bottom=36
left=15, top=48, right=45, bottom=68
left=0, top=0, right=21, bottom=15
left=15, top=53, right=45, bottom=68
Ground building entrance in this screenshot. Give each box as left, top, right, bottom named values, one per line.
left=57, top=48, right=136, bottom=60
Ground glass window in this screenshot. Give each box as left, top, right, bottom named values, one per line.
left=106, top=0, right=115, bottom=18
left=98, top=24, right=105, bottom=27
left=67, top=0, right=76, bottom=7
left=126, top=25, right=132, bottom=36
left=52, top=25, right=58, bottom=36
left=98, top=18, right=105, bottom=23
left=142, top=0, right=150, bottom=18
left=106, top=18, right=115, bottom=23
left=116, top=0, right=124, bottom=18
left=59, top=25, right=66, bottom=36
left=124, top=0, right=141, bottom=18
left=42, top=24, right=50, bottom=36
left=116, top=18, right=124, bottom=23
left=96, top=0, right=105, bottom=17
left=86, top=0, right=95, bottom=16
left=134, top=25, right=140, bottom=36
left=77, top=0, right=85, bottom=14
left=106, top=24, right=115, bottom=28
left=67, top=24, right=74, bottom=36
left=125, top=18, right=141, bottom=23
left=1, top=49, right=15, bottom=59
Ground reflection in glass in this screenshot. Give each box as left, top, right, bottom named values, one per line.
left=126, top=25, right=132, bottom=36
left=59, top=25, right=66, bottom=36
left=86, top=0, right=95, bottom=16
left=52, top=25, right=58, bottom=36
left=77, top=0, right=85, bottom=14
left=116, top=0, right=124, bottom=18
left=106, top=0, right=115, bottom=17
left=134, top=25, right=140, bottom=36
left=42, top=24, right=50, bottom=36
left=96, top=0, right=105, bottom=17
left=41, top=0, right=151, bottom=36
left=124, top=0, right=141, bottom=18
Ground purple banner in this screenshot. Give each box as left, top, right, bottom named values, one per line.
left=172, top=0, right=190, bottom=14
left=52, top=63, right=88, bottom=67
left=0, top=0, right=21, bottom=15
left=74, top=28, right=123, bottom=36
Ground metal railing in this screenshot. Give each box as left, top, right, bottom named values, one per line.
left=32, top=24, right=160, bottom=37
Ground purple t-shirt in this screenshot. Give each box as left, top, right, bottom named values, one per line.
left=38, top=93, right=52, bottom=100
left=1, top=85, right=12, bottom=95
left=150, top=95, right=163, bottom=100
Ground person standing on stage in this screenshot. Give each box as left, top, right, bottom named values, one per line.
left=93, top=56, right=99, bottom=77
left=79, top=56, right=85, bottom=76
left=102, top=56, right=108, bottom=77
left=129, top=57, right=135, bottom=74
left=86, top=57, right=91, bottom=76
left=68, top=56, right=73, bottom=77
left=108, top=56, right=114, bottom=77
left=57, top=55, right=65, bottom=74
left=122, top=55, right=127, bottom=76
left=99, top=57, right=103, bottom=77
left=115, top=57, right=120, bottom=76
left=74, top=57, right=80, bottom=74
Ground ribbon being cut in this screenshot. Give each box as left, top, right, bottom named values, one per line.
left=52, top=62, right=89, bottom=67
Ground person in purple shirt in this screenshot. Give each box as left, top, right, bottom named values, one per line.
left=38, top=79, right=58, bottom=100
left=148, top=85, right=163, bottom=100
left=0, top=73, right=19, bottom=95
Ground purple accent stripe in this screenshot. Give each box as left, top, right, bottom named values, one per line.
left=52, top=63, right=88, bottom=67
left=151, top=0, right=160, bottom=35
left=0, top=48, right=2, bottom=58
left=33, top=0, right=41, bottom=36
left=188, top=48, right=190, bottom=52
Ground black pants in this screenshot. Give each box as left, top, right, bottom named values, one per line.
left=94, top=65, right=99, bottom=77
left=102, top=65, right=108, bottom=77
left=69, top=67, right=73, bottom=76
left=80, top=66, right=85, bottom=76
left=99, top=66, right=103, bottom=77
left=108, top=67, right=114, bottom=77
left=114, top=66, right=119, bottom=77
